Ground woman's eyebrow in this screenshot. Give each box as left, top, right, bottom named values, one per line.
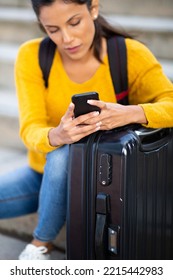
left=67, top=13, right=81, bottom=22
left=45, top=14, right=81, bottom=28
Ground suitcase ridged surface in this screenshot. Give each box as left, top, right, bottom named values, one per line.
left=121, top=135, right=173, bottom=259
left=67, top=126, right=173, bottom=260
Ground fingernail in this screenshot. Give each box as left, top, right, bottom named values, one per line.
left=93, top=111, right=99, bottom=116
left=96, top=121, right=102, bottom=126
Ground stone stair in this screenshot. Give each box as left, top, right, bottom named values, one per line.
left=101, top=0, right=173, bottom=17
left=0, top=0, right=173, bottom=256
left=0, top=0, right=29, bottom=7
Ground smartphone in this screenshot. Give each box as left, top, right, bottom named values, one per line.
left=72, top=92, right=100, bottom=118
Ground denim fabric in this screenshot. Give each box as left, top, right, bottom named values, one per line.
left=0, top=145, right=69, bottom=242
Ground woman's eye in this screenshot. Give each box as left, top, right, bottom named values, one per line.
left=47, top=19, right=81, bottom=34
left=49, top=29, right=59, bottom=34
left=70, top=20, right=80, bottom=26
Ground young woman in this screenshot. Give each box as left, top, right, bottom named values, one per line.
left=0, top=0, right=173, bottom=260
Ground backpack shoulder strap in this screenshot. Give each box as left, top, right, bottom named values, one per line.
left=39, top=37, right=56, bottom=88
left=107, top=36, right=129, bottom=105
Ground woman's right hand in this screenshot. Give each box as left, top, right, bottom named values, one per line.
left=48, top=103, right=101, bottom=146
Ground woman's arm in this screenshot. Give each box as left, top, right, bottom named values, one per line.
left=86, top=39, right=173, bottom=130
left=126, top=38, right=173, bottom=128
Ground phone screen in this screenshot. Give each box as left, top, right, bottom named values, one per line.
left=72, top=92, right=100, bottom=118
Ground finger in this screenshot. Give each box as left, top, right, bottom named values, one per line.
left=63, top=103, right=74, bottom=121
left=87, top=99, right=106, bottom=110
left=73, top=110, right=100, bottom=126
left=76, top=121, right=102, bottom=131
left=72, top=123, right=101, bottom=141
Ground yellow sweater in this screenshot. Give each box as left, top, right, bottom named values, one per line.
left=15, top=38, right=173, bottom=173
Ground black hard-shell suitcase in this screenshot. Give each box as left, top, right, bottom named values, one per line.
left=67, top=125, right=173, bottom=260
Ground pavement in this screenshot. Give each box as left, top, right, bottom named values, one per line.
left=0, top=233, right=65, bottom=260
left=0, top=147, right=27, bottom=175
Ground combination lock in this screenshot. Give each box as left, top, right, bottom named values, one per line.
left=99, top=154, right=112, bottom=186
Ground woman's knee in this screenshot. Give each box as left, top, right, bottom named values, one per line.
left=39, top=146, right=69, bottom=205
left=46, top=145, right=69, bottom=173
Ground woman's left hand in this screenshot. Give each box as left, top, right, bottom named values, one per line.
left=86, top=100, right=147, bottom=130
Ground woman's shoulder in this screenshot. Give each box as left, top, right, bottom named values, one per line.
left=125, top=37, right=146, bottom=49
left=15, top=38, right=46, bottom=73
left=125, top=37, right=159, bottom=65
left=125, top=37, right=156, bottom=59
left=17, top=37, right=43, bottom=58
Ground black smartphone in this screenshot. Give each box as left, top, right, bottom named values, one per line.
left=72, top=92, right=100, bottom=118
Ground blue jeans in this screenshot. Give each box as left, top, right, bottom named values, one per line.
left=0, top=145, right=69, bottom=242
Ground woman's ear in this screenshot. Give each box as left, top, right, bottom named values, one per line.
left=90, top=0, right=99, bottom=20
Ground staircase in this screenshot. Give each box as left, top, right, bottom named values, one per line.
left=0, top=0, right=173, bottom=255
left=0, top=0, right=43, bottom=151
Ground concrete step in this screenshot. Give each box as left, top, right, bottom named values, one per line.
left=0, top=233, right=65, bottom=260
left=0, top=117, right=24, bottom=150
left=0, top=0, right=29, bottom=8
left=0, top=43, right=18, bottom=90
left=0, top=7, right=43, bottom=45
left=159, top=59, right=173, bottom=82
left=106, top=15, right=173, bottom=60
left=0, top=89, right=18, bottom=117
left=107, top=15, right=173, bottom=33
left=0, top=147, right=26, bottom=175
left=0, top=215, right=66, bottom=256
left=1, top=0, right=172, bottom=17
left=0, top=92, right=24, bottom=150
left=100, top=0, right=173, bottom=17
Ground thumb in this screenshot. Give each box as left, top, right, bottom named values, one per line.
left=63, top=102, right=75, bottom=120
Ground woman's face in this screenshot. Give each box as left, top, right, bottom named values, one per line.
left=39, top=0, right=98, bottom=62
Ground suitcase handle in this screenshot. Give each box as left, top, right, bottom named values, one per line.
left=134, top=127, right=171, bottom=151
left=95, top=193, right=110, bottom=259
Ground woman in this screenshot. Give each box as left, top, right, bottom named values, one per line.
left=0, top=0, right=173, bottom=260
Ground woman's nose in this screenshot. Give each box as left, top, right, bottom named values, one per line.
left=61, top=29, right=73, bottom=43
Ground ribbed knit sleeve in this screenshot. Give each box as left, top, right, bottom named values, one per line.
left=15, top=39, right=58, bottom=154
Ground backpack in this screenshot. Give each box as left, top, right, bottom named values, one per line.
left=39, top=36, right=128, bottom=105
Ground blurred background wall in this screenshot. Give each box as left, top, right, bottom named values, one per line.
left=0, top=0, right=173, bottom=251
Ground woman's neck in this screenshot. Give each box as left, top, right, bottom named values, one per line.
left=59, top=38, right=107, bottom=84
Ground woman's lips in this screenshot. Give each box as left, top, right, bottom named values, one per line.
left=65, top=45, right=81, bottom=54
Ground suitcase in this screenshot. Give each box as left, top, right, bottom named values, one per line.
left=67, top=125, right=173, bottom=260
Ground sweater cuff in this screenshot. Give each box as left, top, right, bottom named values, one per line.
left=139, top=104, right=163, bottom=128
left=37, top=127, right=63, bottom=153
